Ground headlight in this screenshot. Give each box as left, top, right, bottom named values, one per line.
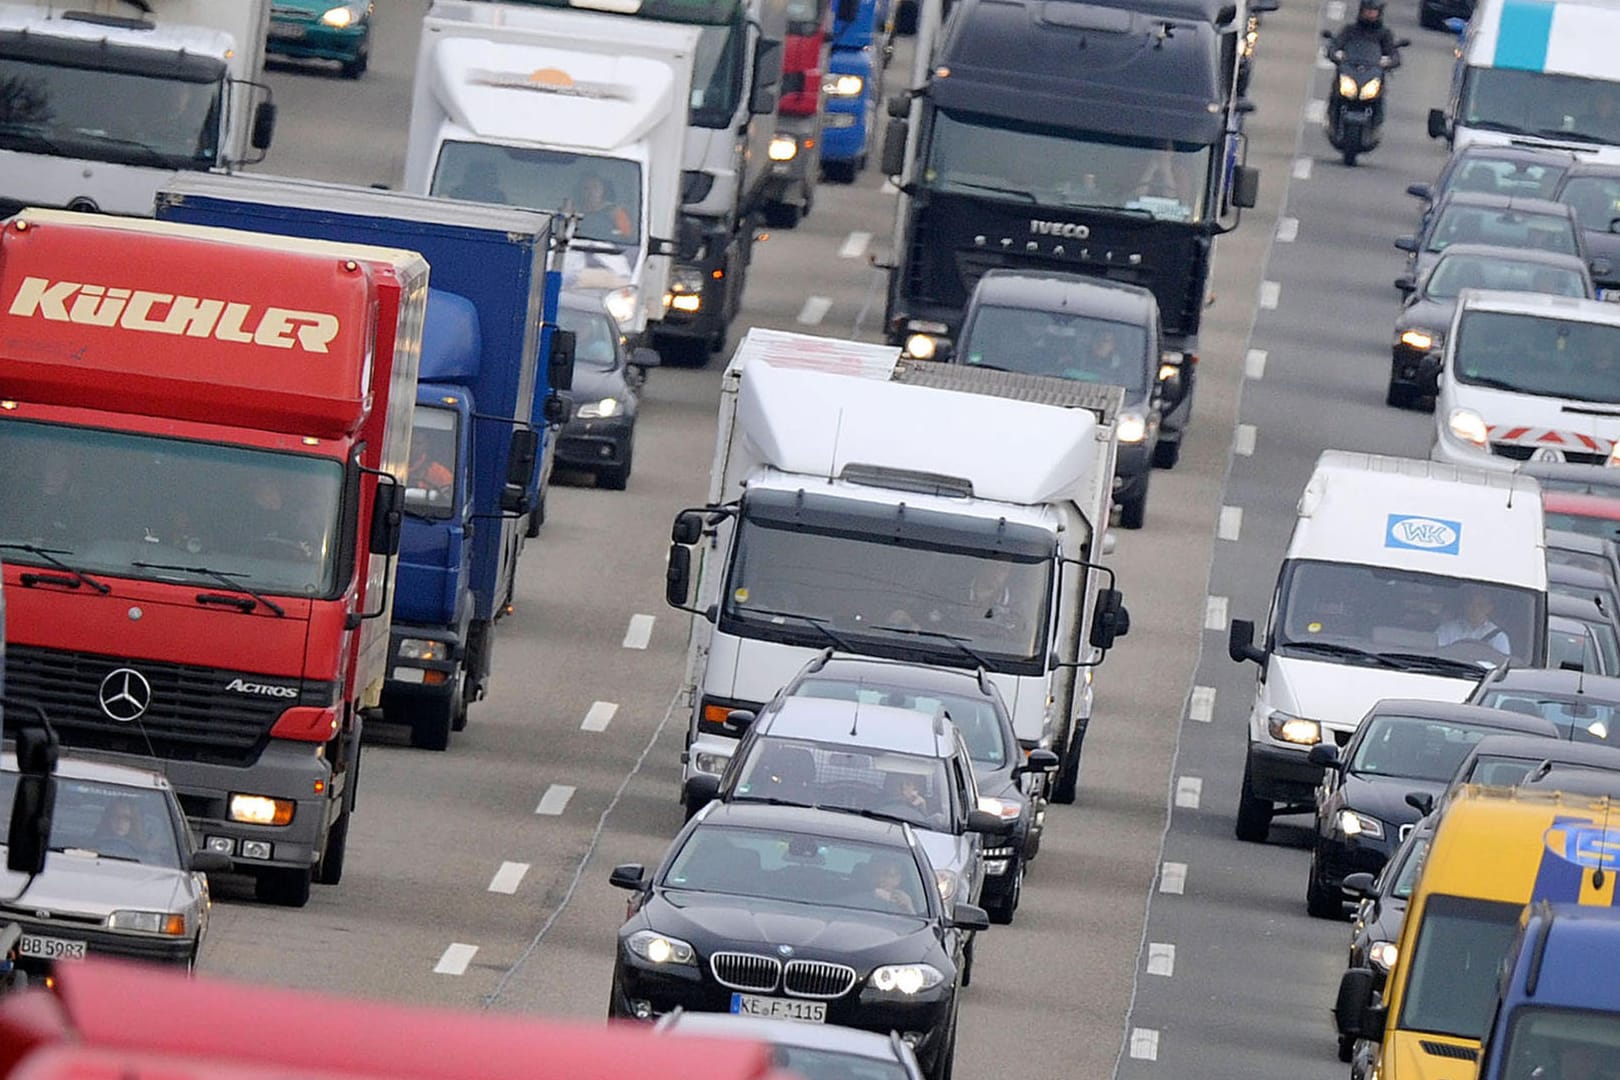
left=1117, top=411, right=1148, bottom=444
left=229, top=794, right=294, bottom=826
left=1447, top=408, right=1489, bottom=448
left=665, top=268, right=705, bottom=313
left=768, top=135, right=798, bottom=162
left=904, top=333, right=939, bottom=360
left=977, top=795, right=1022, bottom=821
left=1337, top=809, right=1384, bottom=839
left=1398, top=328, right=1440, bottom=352
left=626, top=930, right=696, bottom=965
left=107, top=911, right=187, bottom=936
left=1337, top=74, right=1359, bottom=98
left=824, top=74, right=864, bottom=97
left=693, top=750, right=732, bottom=774
left=397, top=638, right=445, bottom=662
left=577, top=397, right=622, bottom=420
left=868, top=963, right=945, bottom=994
left=1267, top=711, right=1321, bottom=746
left=934, top=869, right=959, bottom=903
left=1359, top=77, right=1383, bottom=100
left=604, top=286, right=639, bottom=328
left=1368, top=940, right=1398, bottom=971
left=321, top=5, right=358, bottom=27
left=1157, top=362, right=1181, bottom=382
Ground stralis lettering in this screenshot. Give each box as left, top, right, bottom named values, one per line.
left=225, top=678, right=300, bottom=699
left=7, top=276, right=342, bottom=353
left=1029, top=220, right=1090, bottom=239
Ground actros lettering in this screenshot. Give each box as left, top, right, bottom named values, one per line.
left=8, top=276, right=342, bottom=353
left=224, top=678, right=300, bottom=698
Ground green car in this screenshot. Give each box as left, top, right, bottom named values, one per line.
left=267, top=2, right=373, bottom=79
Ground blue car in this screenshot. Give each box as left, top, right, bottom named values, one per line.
left=267, top=2, right=374, bottom=79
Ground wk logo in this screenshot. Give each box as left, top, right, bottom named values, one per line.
left=1385, top=514, right=1462, bottom=555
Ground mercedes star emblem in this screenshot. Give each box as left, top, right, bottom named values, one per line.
left=98, top=668, right=152, bottom=723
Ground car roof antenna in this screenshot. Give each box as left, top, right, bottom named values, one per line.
left=1593, top=796, right=1612, bottom=891
left=850, top=700, right=860, bottom=737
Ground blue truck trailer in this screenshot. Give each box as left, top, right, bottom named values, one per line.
left=155, top=174, right=572, bottom=751
left=819, top=0, right=890, bottom=183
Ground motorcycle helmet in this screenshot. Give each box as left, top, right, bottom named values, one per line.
left=1357, top=0, right=1385, bottom=25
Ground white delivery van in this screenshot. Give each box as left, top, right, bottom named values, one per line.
left=1227, top=451, right=1547, bottom=842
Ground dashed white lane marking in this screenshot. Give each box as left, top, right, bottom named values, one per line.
left=1234, top=423, right=1257, bottom=456
left=1204, top=595, right=1228, bottom=631
left=1316, top=53, right=1334, bottom=70
left=1293, top=156, right=1314, bottom=180
left=1189, top=685, right=1216, bottom=723
left=1175, top=776, right=1204, bottom=809
left=1218, top=505, right=1244, bottom=542
left=1276, top=216, right=1299, bottom=243
left=1325, top=0, right=1346, bottom=20
left=582, top=701, right=618, bottom=733
left=488, top=862, right=530, bottom=895
left=797, top=296, right=833, bottom=325
left=881, top=178, right=899, bottom=194
left=839, top=231, right=872, bottom=259
left=1245, top=348, right=1268, bottom=379
left=1160, top=861, right=1188, bottom=894
left=623, top=613, right=655, bottom=650
left=1130, top=1028, right=1161, bottom=1061
left=1147, top=942, right=1177, bottom=977
left=1259, top=280, right=1282, bottom=309
left=535, top=784, right=576, bottom=816
left=1305, top=99, right=1327, bottom=124
left=434, top=943, right=478, bottom=975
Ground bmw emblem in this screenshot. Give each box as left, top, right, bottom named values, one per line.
left=777, top=944, right=794, bottom=957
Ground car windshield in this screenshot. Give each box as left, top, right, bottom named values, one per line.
left=1445, top=158, right=1570, bottom=200
left=1558, top=175, right=1620, bottom=232
left=0, top=418, right=346, bottom=598
left=1458, top=753, right=1541, bottom=787
left=733, top=735, right=954, bottom=832
left=405, top=405, right=459, bottom=521
left=663, top=826, right=930, bottom=917
left=1389, top=835, right=1430, bottom=900
left=1560, top=608, right=1620, bottom=674
left=1545, top=510, right=1620, bottom=544
left=1425, top=206, right=1577, bottom=255
left=1398, top=894, right=1524, bottom=1040
left=1461, top=66, right=1620, bottom=148
left=924, top=109, right=1213, bottom=223
left=1501, top=1007, right=1620, bottom=1080
left=559, top=305, right=620, bottom=372
left=1474, top=690, right=1619, bottom=744
left=1453, top=310, right=1620, bottom=404
left=772, top=1046, right=910, bottom=1080
left=1349, top=716, right=1505, bottom=781
left=432, top=142, right=642, bottom=246
left=1547, top=617, right=1608, bottom=676
left=961, top=309, right=1149, bottom=393
left=1424, top=255, right=1588, bottom=301
left=1275, top=560, right=1540, bottom=668
left=791, top=677, right=1011, bottom=767
left=0, top=773, right=181, bottom=870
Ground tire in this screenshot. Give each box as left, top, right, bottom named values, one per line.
left=1307, top=846, right=1345, bottom=919
left=1419, top=5, right=1443, bottom=28
left=821, top=159, right=858, bottom=184
left=451, top=687, right=470, bottom=732
left=960, top=932, right=974, bottom=988
left=339, top=40, right=369, bottom=79
left=1385, top=380, right=1416, bottom=409
left=1050, top=720, right=1086, bottom=805
left=762, top=201, right=803, bottom=229
left=525, top=492, right=546, bottom=538
left=895, top=0, right=918, bottom=34
left=984, top=856, right=1023, bottom=925
left=1234, top=761, right=1273, bottom=843
left=1339, top=1035, right=1357, bottom=1064
left=598, top=439, right=633, bottom=491
left=1119, top=478, right=1148, bottom=530
left=409, top=696, right=454, bottom=752
left=1152, top=437, right=1181, bottom=470
left=929, top=999, right=958, bottom=1080
left=254, top=867, right=312, bottom=908
left=1343, top=146, right=1360, bottom=167
left=315, top=810, right=350, bottom=886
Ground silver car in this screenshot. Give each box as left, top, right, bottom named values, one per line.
left=656, top=1009, right=927, bottom=1080
left=0, top=753, right=225, bottom=971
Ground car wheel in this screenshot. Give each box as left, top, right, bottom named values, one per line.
left=1119, top=479, right=1148, bottom=530
left=407, top=695, right=454, bottom=752
left=254, top=867, right=312, bottom=908
left=1338, top=1034, right=1357, bottom=1063
left=1234, top=761, right=1272, bottom=843
left=929, top=998, right=959, bottom=1080
left=1306, top=846, right=1345, bottom=919
left=340, top=38, right=370, bottom=79
left=525, top=491, right=546, bottom=538
left=1050, top=721, right=1085, bottom=804
left=451, top=685, right=470, bottom=732
left=1151, top=436, right=1181, bottom=469
left=960, top=932, right=975, bottom=988
left=598, top=439, right=634, bottom=491
left=985, top=856, right=1022, bottom=924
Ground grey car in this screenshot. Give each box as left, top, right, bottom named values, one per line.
left=656, top=1009, right=926, bottom=1080
left=1394, top=192, right=1586, bottom=288
left=0, top=754, right=227, bottom=972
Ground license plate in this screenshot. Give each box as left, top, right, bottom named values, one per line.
left=271, top=22, right=307, bottom=39
left=1342, top=107, right=1373, bottom=121
left=18, top=934, right=85, bottom=962
left=730, top=993, right=826, bottom=1023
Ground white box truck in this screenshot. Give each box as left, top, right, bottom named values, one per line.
left=665, top=329, right=1130, bottom=811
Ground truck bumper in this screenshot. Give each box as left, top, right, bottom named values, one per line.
left=764, top=116, right=819, bottom=207
left=656, top=241, right=734, bottom=348
left=821, top=103, right=868, bottom=162
left=1246, top=740, right=1322, bottom=808
left=161, top=742, right=335, bottom=873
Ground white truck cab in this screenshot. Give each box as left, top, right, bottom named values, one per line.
left=1227, top=451, right=1547, bottom=843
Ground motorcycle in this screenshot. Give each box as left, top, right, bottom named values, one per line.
left=1320, top=31, right=1411, bottom=165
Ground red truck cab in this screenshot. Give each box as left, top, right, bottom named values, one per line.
left=0, top=210, right=424, bottom=908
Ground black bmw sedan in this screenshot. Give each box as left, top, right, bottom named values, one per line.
left=607, top=802, right=988, bottom=1080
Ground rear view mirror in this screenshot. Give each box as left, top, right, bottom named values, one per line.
left=966, top=809, right=1015, bottom=835
left=880, top=118, right=909, bottom=178
left=549, top=328, right=576, bottom=392
left=1228, top=618, right=1265, bottom=664
left=1405, top=791, right=1435, bottom=817
left=1015, top=748, right=1060, bottom=778
left=1231, top=164, right=1260, bottom=209
left=749, top=38, right=784, bottom=115
left=1089, top=587, right=1128, bottom=649
left=1394, top=275, right=1416, bottom=294
left=1427, top=108, right=1448, bottom=140
left=500, top=429, right=541, bottom=514
left=6, top=722, right=58, bottom=876
left=631, top=346, right=662, bottom=370
left=609, top=863, right=648, bottom=891
left=951, top=903, right=991, bottom=932
left=1394, top=235, right=1418, bottom=253
left=369, top=480, right=403, bottom=556
left=886, top=93, right=910, bottom=119
left=1307, top=743, right=1340, bottom=768
left=1406, top=182, right=1432, bottom=201
left=672, top=510, right=705, bottom=545
left=685, top=772, right=722, bottom=808
left=250, top=100, right=277, bottom=152
left=1341, top=872, right=1376, bottom=899
left=666, top=544, right=693, bottom=607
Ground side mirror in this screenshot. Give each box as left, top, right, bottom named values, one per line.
left=1320, top=28, right=1334, bottom=40
left=1228, top=618, right=1266, bottom=665
left=1089, top=587, right=1127, bottom=650
left=500, top=429, right=541, bottom=513
left=672, top=509, right=705, bottom=545
left=609, top=863, right=648, bottom=891
left=1591, top=256, right=1613, bottom=279
left=726, top=709, right=756, bottom=731
left=1394, top=275, right=1416, bottom=293
left=368, top=480, right=403, bottom=556
left=685, top=772, right=722, bottom=808
left=189, top=849, right=234, bottom=874
left=1405, top=791, right=1435, bottom=817
left=1427, top=108, right=1448, bottom=140
left=676, top=216, right=706, bottom=261
left=1235, top=99, right=1257, bottom=115
left=7, top=722, right=58, bottom=876
left=1231, top=165, right=1260, bottom=210
left=837, top=0, right=860, bottom=22
left=966, top=808, right=1015, bottom=835
left=666, top=544, right=693, bottom=607
left=1334, top=967, right=1386, bottom=1042
left=749, top=38, right=785, bottom=115
left=549, top=328, right=576, bottom=392
left=1015, top=748, right=1061, bottom=777
left=1307, top=743, right=1341, bottom=768
left=1406, top=182, right=1432, bottom=201
left=951, top=903, right=991, bottom=932
left=886, top=93, right=910, bottom=119
left=250, top=100, right=277, bottom=152
left=880, top=118, right=909, bottom=178
left=1394, top=234, right=1418, bottom=253
left=542, top=394, right=572, bottom=426
left=631, top=346, right=662, bottom=370
left=1341, top=871, right=1376, bottom=899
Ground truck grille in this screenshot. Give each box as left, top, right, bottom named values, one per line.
left=710, top=952, right=780, bottom=992
left=782, top=959, right=857, bottom=998
left=1490, top=442, right=1606, bottom=465
left=4, top=645, right=309, bottom=767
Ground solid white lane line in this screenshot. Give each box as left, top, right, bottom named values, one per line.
left=622, top=613, right=655, bottom=650
left=881, top=179, right=899, bottom=194
left=1259, top=280, right=1281, bottom=309
left=1189, top=685, right=1216, bottom=723
left=434, top=943, right=478, bottom=975
left=839, top=231, right=872, bottom=259
left=1293, top=156, right=1314, bottom=180
left=1147, top=942, right=1177, bottom=977
left=1130, top=1028, right=1161, bottom=1061
left=1245, top=348, right=1268, bottom=379
left=1218, top=505, right=1244, bottom=542
left=1160, top=861, right=1188, bottom=894
left=535, top=784, right=575, bottom=816
left=1305, top=99, right=1327, bottom=124
left=1276, top=216, right=1299, bottom=243
left=798, top=296, right=833, bottom=325
left=582, top=701, right=618, bottom=733
left=1204, top=595, right=1228, bottom=631
left=1234, top=423, right=1257, bottom=456
left=488, top=862, right=530, bottom=895
left=1175, top=776, right=1203, bottom=809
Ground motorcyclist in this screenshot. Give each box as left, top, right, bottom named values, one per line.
left=1328, top=0, right=1402, bottom=70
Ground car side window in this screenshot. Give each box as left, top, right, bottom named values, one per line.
left=950, top=747, right=976, bottom=824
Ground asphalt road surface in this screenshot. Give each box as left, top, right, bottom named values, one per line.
left=194, top=3, right=1459, bottom=1078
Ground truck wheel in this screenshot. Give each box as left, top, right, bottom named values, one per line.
left=525, top=492, right=546, bottom=538
left=340, top=40, right=369, bottom=79
left=822, top=159, right=858, bottom=184
left=1385, top=379, right=1416, bottom=409
left=1234, top=763, right=1272, bottom=843
left=763, top=202, right=803, bottom=229
left=254, top=867, right=312, bottom=908
left=1050, top=721, right=1085, bottom=804
left=409, top=698, right=454, bottom=752
left=451, top=688, right=470, bottom=732
left=1119, top=481, right=1148, bottom=530
left=316, top=811, right=350, bottom=886
left=1152, top=437, right=1181, bottom=469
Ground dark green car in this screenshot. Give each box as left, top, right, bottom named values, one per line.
left=267, top=2, right=373, bottom=79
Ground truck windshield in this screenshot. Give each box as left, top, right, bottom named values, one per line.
left=1274, top=560, right=1540, bottom=669
left=0, top=773, right=182, bottom=871
left=0, top=57, right=222, bottom=168
left=1398, top=894, right=1525, bottom=1040
left=1461, top=67, right=1620, bottom=148
left=721, top=511, right=1055, bottom=674
left=962, top=310, right=1149, bottom=393
left=1453, top=310, right=1620, bottom=404
left=691, top=23, right=745, bottom=129
left=405, top=406, right=460, bottom=521
left=923, top=110, right=1213, bottom=223
left=0, top=419, right=345, bottom=599
left=1500, top=1006, right=1620, bottom=1078
left=432, top=142, right=642, bottom=246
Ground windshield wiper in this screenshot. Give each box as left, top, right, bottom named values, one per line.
left=736, top=606, right=855, bottom=653
left=1376, top=651, right=1497, bottom=677
left=1464, top=119, right=1533, bottom=136
left=67, top=130, right=172, bottom=167
left=0, top=123, right=68, bottom=155
left=1535, top=127, right=1612, bottom=145
left=937, top=179, right=1037, bottom=203
left=812, top=804, right=919, bottom=829
left=870, top=625, right=996, bottom=672
left=1059, top=200, right=1154, bottom=218
left=1278, top=640, right=1400, bottom=668
left=52, top=847, right=140, bottom=863
left=1564, top=403, right=1620, bottom=416
left=0, top=543, right=110, bottom=594
left=130, top=561, right=286, bottom=618
left=1460, top=374, right=1528, bottom=393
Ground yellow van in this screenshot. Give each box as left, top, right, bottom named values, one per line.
left=1334, top=785, right=1620, bottom=1080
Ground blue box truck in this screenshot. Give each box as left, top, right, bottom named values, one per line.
left=820, top=0, right=890, bottom=183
